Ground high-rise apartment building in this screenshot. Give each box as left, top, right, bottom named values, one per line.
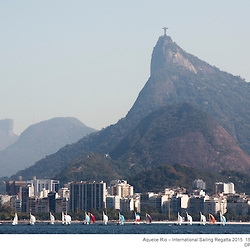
left=69, top=181, right=106, bottom=212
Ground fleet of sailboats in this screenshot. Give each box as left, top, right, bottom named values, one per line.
left=5, top=211, right=228, bottom=226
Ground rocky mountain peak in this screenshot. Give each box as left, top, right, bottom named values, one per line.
left=150, top=35, right=197, bottom=75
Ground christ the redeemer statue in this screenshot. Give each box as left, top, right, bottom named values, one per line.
left=163, top=27, right=168, bottom=36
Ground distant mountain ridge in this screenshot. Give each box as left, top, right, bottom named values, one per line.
left=8, top=34, right=250, bottom=189
left=110, top=102, right=250, bottom=174
left=0, top=117, right=96, bottom=177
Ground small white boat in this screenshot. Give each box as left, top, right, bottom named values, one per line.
left=12, top=213, right=18, bottom=226
left=85, top=212, right=90, bottom=224
left=62, top=212, right=65, bottom=225
left=29, top=213, right=36, bottom=225
left=49, top=212, right=55, bottom=225
left=118, top=213, right=125, bottom=225
left=64, top=214, right=71, bottom=225
left=186, top=212, right=192, bottom=225
left=103, top=211, right=108, bottom=225
left=200, top=212, right=206, bottom=225
left=177, top=212, right=183, bottom=225
left=220, top=212, right=226, bottom=225
left=146, top=213, right=152, bottom=224
left=134, top=213, right=140, bottom=225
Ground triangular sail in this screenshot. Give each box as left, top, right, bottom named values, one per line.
left=220, top=212, right=226, bottom=225
left=177, top=212, right=183, bottom=225
left=50, top=212, right=55, bottom=225
left=90, top=213, right=96, bottom=223
left=103, top=211, right=108, bottom=225
left=12, top=213, right=18, bottom=226
left=135, top=213, right=140, bottom=224
left=146, top=213, right=152, bottom=223
left=62, top=212, right=65, bottom=224
left=65, top=214, right=71, bottom=225
left=85, top=213, right=90, bottom=224
left=209, top=214, right=216, bottom=224
left=119, top=213, right=125, bottom=225
left=200, top=212, right=206, bottom=225
left=186, top=212, right=192, bottom=225
left=29, top=213, right=36, bottom=225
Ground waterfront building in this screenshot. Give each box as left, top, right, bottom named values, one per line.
left=203, top=197, right=227, bottom=215
left=188, top=194, right=209, bottom=215
left=5, top=180, right=27, bottom=196
left=214, top=182, right=235, bottom=194
left=106, top=195, right=121, bottom=210
left=227, top=194, right=249, bottom=216
left=120, top=197, right=134, bottom=212
left=140, top=192, right=169, bottom=213
left=69, top=181, right=106, bottom=212
left=29, top=178, right=60, bottom=197
left=108, top=180, right=133, bottom=198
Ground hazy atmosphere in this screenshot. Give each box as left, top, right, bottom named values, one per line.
left=1, top=0, right=250, bottom=135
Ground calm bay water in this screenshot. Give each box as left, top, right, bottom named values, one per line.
left=1, top=222, right=250, bottom=234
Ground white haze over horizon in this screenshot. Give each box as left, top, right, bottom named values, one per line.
left=1, top=0, right=250, bottom=135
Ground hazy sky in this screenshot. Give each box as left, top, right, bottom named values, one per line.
left=1, top=0, right=250, bottom=135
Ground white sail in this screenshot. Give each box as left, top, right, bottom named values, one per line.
left=29, top=213, right=36, bottom=225
left=186, top=212, right=192, bottom=225
left=62, top=212, right=65, bottom=224
left=177, top=212, right=183, bottom=225
left=50, top=212, right=55, bottom=225
left=103, top=211, right=108, bottom=225
left=118, top=213, right=125, bottom=225
left=65, top=214, right=71, bottom=225
left=85, top=213, right=90, bottom=224
left=200, top=212, right=206, bottom=225
left=12, top=213, right=18, bottom=226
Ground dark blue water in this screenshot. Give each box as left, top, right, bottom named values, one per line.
left=1, top=222, right=250, bottom=234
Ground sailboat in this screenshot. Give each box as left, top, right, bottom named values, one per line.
left=118, top=213, right=125, bottom=225
left=90, top=213, right=96, bottom=223
left=29, top=213, right=36, bottom=225
left=146, top=213, right=152, bottom=224
left=64, top=214, right=71, bottom=225
left=49, top=212, right=55, bottom=225
left=220, top=212, right=226, bottom=225
left=209, top=213, right=216, bottom=224
left=103, top=211, right=108, bottom=225
left=200, top=212, right=206, bottom=225
left=85, top=212, right=90, bottom=224
left=177, top=212, right=183, bottom=225
left=62, top=211, right=65, bottom=225
left=134, top=213, right=140, bottom=224
left=12, top=213, right=18, bottom=226
left=186, top=212, right=193, bottom=225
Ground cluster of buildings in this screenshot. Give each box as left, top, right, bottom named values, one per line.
left=0, top=177, right=249, bottom=219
